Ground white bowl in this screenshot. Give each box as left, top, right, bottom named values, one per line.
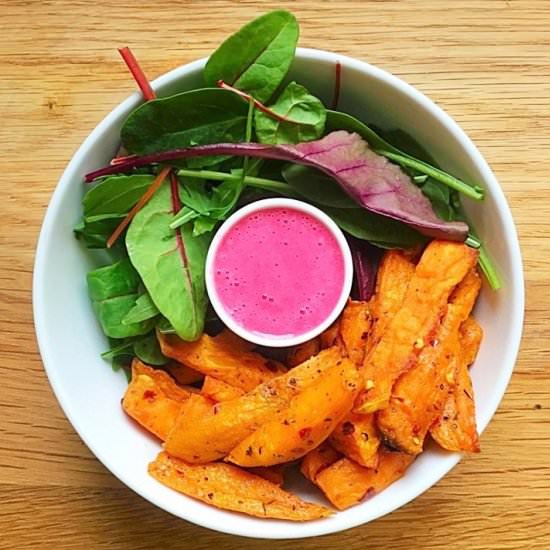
left=33, top=48, right=524, bottom=539
left=205, top=197, right=354, bottom=348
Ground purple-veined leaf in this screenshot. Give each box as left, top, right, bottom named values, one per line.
left=86, top=131, right=468, bottom=240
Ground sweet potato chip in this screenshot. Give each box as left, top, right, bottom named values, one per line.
left=164, top=347, right=344, bottom=463
left=158, top=329, right=285, bottom=391
left=227, top=358, right=359, bottom=467
left=356, top=241, right=478, bottom=413
left=300, top=442, right=342, bottom=483
left=339, top=300, right=372, bottom=365
left=377, top=269, right=481, bottom=454
left=315, top=448, right=414, bottom=510
left=330, top=412, right=380, bottom=467
left=122, top=361, right=193, bottom=440
left=201, top=376, right=245, bottom=402
left=149, top=452, right=330, bottom=520
left=430, top=316, right=483, bottom=453
left=287, top=338, right=321, bottom=368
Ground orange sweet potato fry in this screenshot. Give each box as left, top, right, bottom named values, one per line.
left=201, top=376, right=245, bottom=402
left=377, top=269, right=481, bottom=454
left=459, top=316, right=484, bottom=367
left=248, top=465, right=285, bottom=487
left=367, top=250, right=415, bottom=356
left=227, top=358, right=359, bottom=467
left=300, top=442, right=342, bottom=483
left=149, top=452, right=330, bottom=521
left=287, top=338, right=321, bottom=367
left=315, top=448, right=414, bottom=510
left=158, top=329, right=285, bottom=391
left=430, top=317, right=483, bottom=453
left=356, top=241, right=478, bottom=414
left=164, top=360, right=203, bottom=385
left=122, top=361, right=193, bottom=440
left=330, top=412, right=380, bottom=468
left=164, top=347, right=344, bottom=463
left=339, top=300, right=372, bottom=365
left=319, top=320, right=341, bottom=349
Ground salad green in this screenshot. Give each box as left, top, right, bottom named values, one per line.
left=76, top=10, right=499, bottom=371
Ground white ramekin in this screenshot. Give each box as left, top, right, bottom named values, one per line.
left=205, top=198, right=354, bottom=348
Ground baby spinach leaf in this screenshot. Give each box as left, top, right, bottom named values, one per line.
left=87, top=259, right=141, bottom=301
left=92, top=295, right=154, bottom=338
left=421, top=178, right=455, bottom=221
left=83, top=175, right=156, bottom=218
left=101, top=332, right=167, bottom=367
left=122, top=292, right=159, bottom=325
left=374, top=127, right=437, bottom=165
left=326, top=110, right=400, bottom=154
left=121, top=88, right=248, bottom=168
left=192, top=216, right=218, bottom=236
left=156, top=317, right=177, bottom=335
left=77, top=175, right=157, bottom=249
left=204, top=10, right=299, bottom=103
left=101, top=338, right=134, bottom=361
left=75, top=216, right=122, bottom=249
left=171, top=98, right=255, bottom=233
left=87, top=259, right=153, bottom=338
left=323, top=206, right=426, bottom=249
left=126, top=182, right=211, bottom=341
left=255, top=82, right=326, bottom=144
left=133, top=333, right=167, bottom=365
left=282, top=164, right=356, bottom=208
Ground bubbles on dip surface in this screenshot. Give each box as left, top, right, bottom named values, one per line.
left=212, top=207, right=345, bottom=339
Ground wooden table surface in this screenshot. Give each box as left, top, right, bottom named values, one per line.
left=1, top=1, right=549, bottom=548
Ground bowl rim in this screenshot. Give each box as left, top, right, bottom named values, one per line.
left=205, top=197, right=354, bottom=348
left=33, top=47, right=525, bottom=539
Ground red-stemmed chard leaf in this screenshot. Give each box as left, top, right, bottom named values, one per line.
left=118, top=47, right=156, bottom=101
left=86, top=131, right=468, bottom=240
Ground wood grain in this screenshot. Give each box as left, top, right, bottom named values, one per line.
left=1, top=0, right=549, bottom=548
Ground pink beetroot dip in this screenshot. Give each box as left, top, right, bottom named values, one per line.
left=212, top=206, right=346, bottom=340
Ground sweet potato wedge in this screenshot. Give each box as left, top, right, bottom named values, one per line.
left=367, top=250, right=415, bottom=356
left=339, top=300, right=372, bottom=365
left=430, top=317, right=483, bottom=453
left=164, top=347, right=344, bottom=463
left=122, top=361, right=193, bottom=440
left=164, top=360, right=204, bottom=385
left=329, top=412, right=380, bottom=467
left=158, top=329, right=285, bottom=391
left=227, top=358, right=359, bottom=467
left=300, top=442, right=342, bottom=483
left=356, top=241, right=478, bottom=414
left=287, top=338, right=321, bottom=368
left=201, top=376, right=245, bottom=402
left=319, top=320, right=341, bottom=349
left=149, top=452, right=330, bottom=521
left=315, top=448, right=414, bottom=510
left=377, top=269, right=481, bottom=454
left=248, top=465, right=285, bottom=487
left=460, top=316, right=484, bottom=367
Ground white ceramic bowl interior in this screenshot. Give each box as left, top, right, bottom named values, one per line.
left=33, top=48, right=524, bottom=539
left=205, top=197, right=353, bottom=348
